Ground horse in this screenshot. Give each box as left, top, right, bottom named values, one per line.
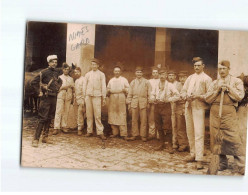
left=23, top=64, right=77, bottom=116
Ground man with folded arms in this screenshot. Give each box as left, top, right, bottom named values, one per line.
left=53, top=63, right=74, bottom=134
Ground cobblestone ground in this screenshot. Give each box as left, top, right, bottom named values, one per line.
left=21, top=116, right=243, bottom=176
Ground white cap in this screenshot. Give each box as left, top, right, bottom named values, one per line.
left=47, top=55, right=58, bottom=62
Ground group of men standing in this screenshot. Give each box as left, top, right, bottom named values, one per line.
left=30, top=54, right=246, bottom=174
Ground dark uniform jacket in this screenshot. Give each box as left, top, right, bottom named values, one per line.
left=31, top=67, right=62, bottom=96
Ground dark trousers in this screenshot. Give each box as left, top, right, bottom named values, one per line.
left=34, top=95, right=57, bottom=140
left=219, top=154, right=244, bottom=168
left=154, top=103, right=172, bottom=144
left=176, top=113, right=188, bottom=147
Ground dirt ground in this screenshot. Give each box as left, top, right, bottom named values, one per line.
left=20, top=115, right=245, bottom=176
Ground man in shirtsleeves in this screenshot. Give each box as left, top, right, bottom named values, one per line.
left=151, top=69, right=180, bottom=154
left=181, top=57, right=212, bottom=170
left=107, top=65, right=129, bottom=139
left=148, top=66, right=160, bottom=140
left=167, top=70, right=180, bottom=149
left=31, top=55, right=62, bottom=147
left=205, top=60, right=245, bottom=175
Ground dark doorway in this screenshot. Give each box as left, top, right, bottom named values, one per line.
left=25, top=21, right=67, bottom=72
left=95, top=25, right=156, bottom=82
left=169, top=29, right=219, bottom=79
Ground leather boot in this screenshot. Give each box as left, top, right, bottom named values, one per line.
left=78, top=130, right=83, bottom=136
left=52, top=129, right=61, bottom=135
left=167, top=143, right=174, bottom=154
left=141, top=137, right=147, bottom=142
left=154, top=143, right=166, bottom=151
left=178, top=145, right=188, bottom=152
left=100, top=134, right=107, bottom=140
left=42, top=120, right=53, bottom=144
left=32, top=140, right=39, bottom=147
left=125, top=136, right=137, bottom=141
left=42, top=136, right=53, bottom=144
left=196, top=161, right=204, bottom=170
left=34, top=122, right=44, bottom=141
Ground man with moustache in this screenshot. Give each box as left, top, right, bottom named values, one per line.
left=31, top=55, right=62, bottom=147
left=151, top=69, right=180, bottom=154
left=126, top=66, right=152, bottom=142
left=205, top=60, right=245, bottom=174
left=174, top=71, right=189, bottom=152
left=107, top=65, right=129, bottom=139
left=74, top=67, right=86, bottom=136
left=181, top=57, right=212, bottom=169
left=148, top=67, right=160, bottom=139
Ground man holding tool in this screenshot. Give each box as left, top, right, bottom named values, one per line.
left=206, top=60, right=245, bottom=175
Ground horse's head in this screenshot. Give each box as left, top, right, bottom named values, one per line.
left=238, top=73, right=248, bottom=87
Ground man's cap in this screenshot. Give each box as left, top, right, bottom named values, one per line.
left=192, top=57, right=203, bottom=63
left=135, top=66, right=143, bottom=71
left=151, top=66, right=159, bottom=71
left=167, top=70, right=177, bottom=75
left=158, top=68, right=167, bottom=74
left=114, top=62, right=123, bottom=70
left=218, top=60, right=230, bottom=68
left=91, top=58, right=100, bottom=64
left=178, top=70, right=188, bottom=76
left=47, top=55, right=58, bottom=62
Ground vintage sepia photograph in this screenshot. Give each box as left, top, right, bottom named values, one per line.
left=21, top=21, right=248, bottom=176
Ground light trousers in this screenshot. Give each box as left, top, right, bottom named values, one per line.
left=54, top=98, right=71, bottom=129
left=148, top=104, right=156, bottom=137
left=185, top=106, right=205, bottom=161
left=111, top=125, right=127, bottom=137
left=171, top=102, right=177, bottom=146
left=131, top=107, right=147, bottom=137
left=75, top=104, right=85, bottom=130
left=85, top=96, right=104, bottom=135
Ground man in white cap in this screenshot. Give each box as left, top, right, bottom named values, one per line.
left=31, top=55, right=62, bottom=147
left=181, top=57, right=212, bottom=170
left=205, top=60, right=245, bottom=175
left=83, top=58, right=107, bottom=140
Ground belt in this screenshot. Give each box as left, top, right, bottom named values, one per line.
left=110, top=92, right=125, bottom=94
left=47, top=92, right=57, bottom=96
left=212, top=102, right=235, bottom=106
left=155, top=102, right=170, bottom=105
